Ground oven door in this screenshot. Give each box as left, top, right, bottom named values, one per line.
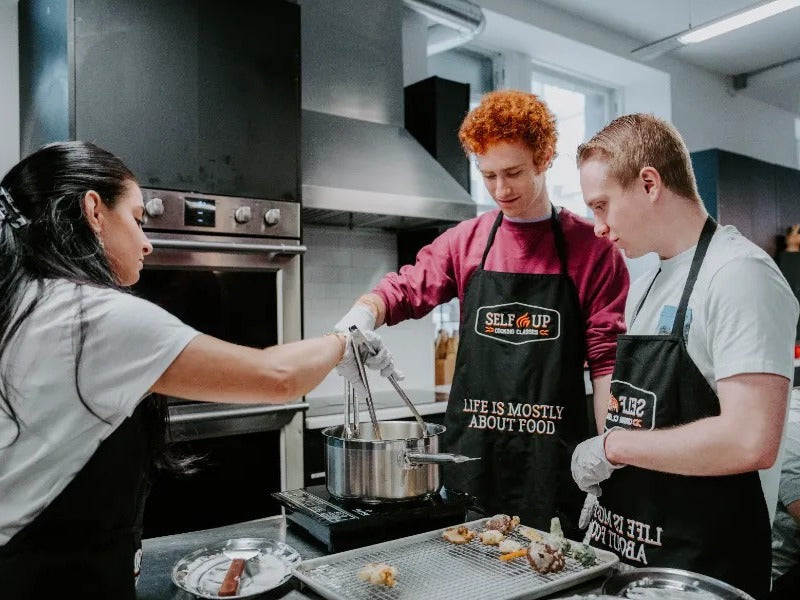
left=132, top=232, right=306, bottom=488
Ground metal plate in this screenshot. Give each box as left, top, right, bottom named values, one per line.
left=171, top=538, right=301, bottom=599
left=292, top=519, right=619, bottom=600
left=601, top=567, right=755, bottom=600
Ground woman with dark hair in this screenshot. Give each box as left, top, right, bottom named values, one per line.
left=0, top=141, right=390, bottom=598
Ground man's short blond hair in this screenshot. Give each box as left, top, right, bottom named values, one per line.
left=576, top=114, right=700, bottom=201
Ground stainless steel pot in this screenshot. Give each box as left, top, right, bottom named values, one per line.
left=322, top=420, right=477, bottom=503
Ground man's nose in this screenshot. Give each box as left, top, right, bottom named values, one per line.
left=496, top=177, right=512, bottom=196
left=142, top=235, right=154, bottom=256
left=593, top=220, right=609, bottom=238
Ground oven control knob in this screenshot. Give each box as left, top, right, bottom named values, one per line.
left=234, top=206, right=252, bottom=224
left=145, top=197, right=165, bottom=218
left=263, top=208, right=281, bottom=226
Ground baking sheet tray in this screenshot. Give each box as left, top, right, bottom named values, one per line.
left=292, top=518, right=619, bottom=600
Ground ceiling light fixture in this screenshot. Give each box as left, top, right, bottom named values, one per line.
left=632, top=0, right=800, bottom=60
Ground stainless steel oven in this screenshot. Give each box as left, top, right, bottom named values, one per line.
left=134, top=189, right=307, bottom=535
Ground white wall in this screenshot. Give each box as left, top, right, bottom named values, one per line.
left=0, top=3, right=19, bottom=176
left=302, top=225, right=435, bottom=399
left=477, top=0, right=799, bottom=169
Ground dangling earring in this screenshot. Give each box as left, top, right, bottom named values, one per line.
left=95, top=230, right=105, bottom=250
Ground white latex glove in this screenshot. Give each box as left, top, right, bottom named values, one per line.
left=335, top=330, right=404, bottom=397
left=334, top=304, right=376, bottom=334
left=571, top=428, right=625, bottom=496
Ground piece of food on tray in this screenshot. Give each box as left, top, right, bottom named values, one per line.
left=442, top=525, right=476, bottom=544
left=543, top=517, right=571, bottom=554
left=499, top=548, right=528, bottom=561
left=571, top=542, right=598, bottom=567
left=526, top=541, right=566, bottom=574
left=497, top=538, right=523, bottom=554
left=518, top=525, right=543, bottom=542
left=357, top=562, right=397, bottom=587
left=478, top=529, right=505, bottom=545
left=484, top=514, right=520, bottom=534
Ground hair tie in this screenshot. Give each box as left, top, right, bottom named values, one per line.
left=0, top=186, right=29, bottom=229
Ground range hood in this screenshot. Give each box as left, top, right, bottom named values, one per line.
left=302, top=110, right=476, bottom=229
left=301, top=0, right=478, bottom=230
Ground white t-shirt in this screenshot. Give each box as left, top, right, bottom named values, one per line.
left=0, top=280, right=199, bottom=545
left=627, top=224, right=799, bottom=524
left=771, top=389, right=800, bottom=578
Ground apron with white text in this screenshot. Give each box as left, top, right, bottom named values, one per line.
left=444, top=207, right=591, bottom=539
left=586, top=217, right=770, bottom=599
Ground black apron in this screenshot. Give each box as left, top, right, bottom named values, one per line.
left=0, top=399, right=156, bottom=599
left=586, top=217, right=771, bottom=599
left=444, top=207, right=591, bottom=539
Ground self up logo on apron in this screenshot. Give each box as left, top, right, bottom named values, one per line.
left=475, top=302, right=560, bottom=345
left=607, top=380, right=657, bottom=430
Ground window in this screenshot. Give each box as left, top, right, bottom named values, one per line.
left=427, top=50, right=619, bottom=334
left=531, top=66, right=617, bottom=218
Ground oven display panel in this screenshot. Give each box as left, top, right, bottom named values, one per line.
left=184, top=197, right=216, bottom=227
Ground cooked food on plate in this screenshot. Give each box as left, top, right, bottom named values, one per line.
left=357, top=562, right=397, bottom=588
left=484, top=514, right=520, bottom=534
left=526, top=541, right=566, bottom=574
left=497, top=538, right=523, bottom=554
left=442, top=525, right=476, bottom=544
left=543, top=517, right=571, bottom=554
left=478, top=529, right=505, bottom=545
left=571, top=542, right=598, bottom=567
left=518, top=525, right=543, bottom=542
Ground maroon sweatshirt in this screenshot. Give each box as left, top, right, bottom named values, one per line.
left=373, top=208, right=629, bottom=379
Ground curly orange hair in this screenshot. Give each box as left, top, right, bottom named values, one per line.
left=458, top=90, right=557, bottom=171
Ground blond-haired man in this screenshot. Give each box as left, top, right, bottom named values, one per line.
left=571, top=113, right=799, bottom=598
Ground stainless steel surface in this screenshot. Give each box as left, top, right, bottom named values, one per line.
left=388, top=378, right=428, bottom=436
left=138, top=514, right=618, bottom=599
left=140, top=188, right=304, bottom=488
left=166, top=403, right=308, bottom=442
left=305, top=388, right=450, bottom=430
left=300, top=0, right=476, bottom=230
left=349, top=326, right=426, bottom=438
left=602, top=567, right=755, bottom=600
left=322, top=421, right=446, bottom=501
left=405, top=452, right=480, bottom=465
left=150, top=239, right=306, bottom=256
left=343, top=381, right=355, bottom=440
left=292, top=518, right=619, bottom=600
left=142, top=189, right=300, bottom=238
left=301, top=113, right=476, bottom=229
left=350, top=337, right=382, bottom=440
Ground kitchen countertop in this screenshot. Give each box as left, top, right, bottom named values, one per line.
left=136, top=514, right=620, bottom=599
left=305, top=370, right=593, bottom=430
left=304, top=388, right=450, bottom=430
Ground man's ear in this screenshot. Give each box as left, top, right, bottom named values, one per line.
left=82, top=190, right=103, bottom=234
left=640, top=167, right=661, bottom=200
left=543, top=146, right=555, bottom=170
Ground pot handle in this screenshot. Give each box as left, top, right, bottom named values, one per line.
left=405, top=452, right=481, bottom=465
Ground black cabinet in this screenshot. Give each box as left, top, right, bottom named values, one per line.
left=691, top=149, right=800, bottom=256
left=19, top=0, right=300, bottom=201
left=404, top=76, right=470, bottom=193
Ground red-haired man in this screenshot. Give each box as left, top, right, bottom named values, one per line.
left=335, top=90, right=629, bottom=538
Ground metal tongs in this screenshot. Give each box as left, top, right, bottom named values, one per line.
left=349, top=325, right=428, bottom=438
left=342, top=330, right=382, bottom=440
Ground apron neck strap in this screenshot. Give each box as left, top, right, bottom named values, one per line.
left=631, top=267, right=662, bottom=325
left=480, top=210, right=504, bottom=269
left=480, top=204, right=568, bottom=275
left=671, top=215, right=717, bottom=336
